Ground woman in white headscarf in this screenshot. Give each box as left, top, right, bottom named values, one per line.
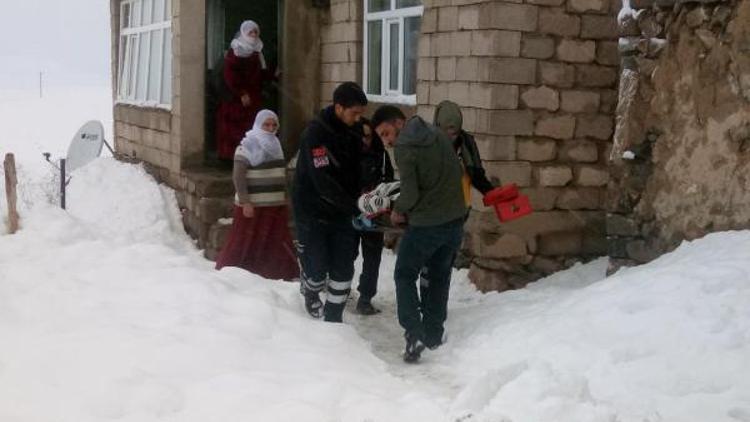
left=216, top=20, right=275, bottom=161
left=216, top=110, right=299, bottom=281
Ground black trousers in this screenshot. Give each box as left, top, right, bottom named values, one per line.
left=357, top=231, right=384, bottom=302
left=394, top=218, right=463, bottom=345
left=296, top=217, right=359, bottom=320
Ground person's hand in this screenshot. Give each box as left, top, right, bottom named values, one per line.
left=242, top=203, right=255, bottom=218
left=352, top=214, right=374, bottom=231
left=390, top=210, right=406, bottom=226
left=240, top=94, right=252, bottom=107
left=275, top=68, right=282, bottom=79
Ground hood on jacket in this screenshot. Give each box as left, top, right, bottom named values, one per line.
left=311, top=105, right=350, bottom=135
left=397, top=116, right=439, bottom=148
left=433, top=100, right=463, bottom=132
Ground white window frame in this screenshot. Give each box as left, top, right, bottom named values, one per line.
left=117, top=0, right=173, bottom=109
left=363, top=1, right=423, bottom=105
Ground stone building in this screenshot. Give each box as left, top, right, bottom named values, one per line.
left=108, top=0, right=624, bottom=289
left=608, top=0, right=750, bottom=270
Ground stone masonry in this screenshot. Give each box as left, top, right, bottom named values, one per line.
left=415, top=0, right=619, bottom=291
left=608, top=0, right=750, bottom=271
left=320, top=0, right=364, bottom=110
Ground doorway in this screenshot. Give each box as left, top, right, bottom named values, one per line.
left=205, top=0, right=282, bottom=165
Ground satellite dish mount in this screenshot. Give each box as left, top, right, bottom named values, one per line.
left=43, top=120, right=112, bottom=210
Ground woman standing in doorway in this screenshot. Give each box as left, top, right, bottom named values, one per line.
left=216, top=20, right=274, bottom=161
left=216, top=109, right=299, bottom=281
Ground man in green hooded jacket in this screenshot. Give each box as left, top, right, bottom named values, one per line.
left=433, top=100, right=496, bottom=208
left=371, top=105, right=466, bottom=363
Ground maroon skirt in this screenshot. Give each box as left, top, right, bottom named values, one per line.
left=215, top=205, right=300, bottom=280
left=216, top=100, right=260, bottom=160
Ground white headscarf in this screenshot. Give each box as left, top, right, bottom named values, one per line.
left=230, top=20, right=267, bottom=69
left=239, top=109, right=284, bottom=167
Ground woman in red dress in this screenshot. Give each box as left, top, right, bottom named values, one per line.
left=216, top=20, right=273, bottom=161
left=216, top=110, right=299, bottom=280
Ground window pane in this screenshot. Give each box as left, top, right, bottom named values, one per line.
left=403, top=16, right=421, bottom=95
left=161, top=29, right=172, bottom=104
left=142, top=0, right=153, bottom=25
left=121, top=3, right=131, bottom=29
left=127, top=35, right=138, bottom=97
left=389, top=22, right=399, bottom=92
left=367, top=21, right=382, bottom=95
left=136, top=32, right=150, bottom=101
left=148, top=29, right=163, bottom=102
left=153, top=0, right=165, bottom=22
left=118, top=36, right=129, bottom=97
left=367, top=0, right=389, bottom=12
left=396, top=0, right=421, bottom=7
left=132, top=0, right=141, bottom=27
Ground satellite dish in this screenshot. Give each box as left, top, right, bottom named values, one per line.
left=66, top=120, right=105, bottom=172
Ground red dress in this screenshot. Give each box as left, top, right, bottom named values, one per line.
left=216, top=50, right=269, bottom=160
left=215, top=205, right=300, bottom=281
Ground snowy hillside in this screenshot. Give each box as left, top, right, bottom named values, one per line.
left=1, top=91, right=749, bottom=422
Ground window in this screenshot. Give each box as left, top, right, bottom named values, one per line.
left=117, top=0, right=172, bottom=108
left=364, top=0, right=423, bottom=105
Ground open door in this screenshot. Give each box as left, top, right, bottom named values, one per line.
left=205, top=0, right=281, bottom=166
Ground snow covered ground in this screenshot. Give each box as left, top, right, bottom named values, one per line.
left=1, top=89, right=750, bottom=422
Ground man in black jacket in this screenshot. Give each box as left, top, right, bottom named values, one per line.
left=354, top=118, right=395, bottom=315
left=292, top=82, right=367, bottom=322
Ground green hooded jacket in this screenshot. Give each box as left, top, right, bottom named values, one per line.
left=433, top=100, right=495, bottom=194
left=393, top=116, right=467, bottom=226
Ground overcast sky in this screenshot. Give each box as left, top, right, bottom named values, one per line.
left=0, top=0, right=111, bottom=91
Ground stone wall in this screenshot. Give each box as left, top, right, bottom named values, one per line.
left=320, top=0, right=364, bottom=109
left=177, top=168, right=235, bottom=260
left=415, top=0, right=619, bottom=291
left=608, top=0, right=750, bottom=270
left=114, top=106, right=175, bottom=180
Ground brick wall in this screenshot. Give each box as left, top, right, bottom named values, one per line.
left=113, top=106, right=176, bottom=183
left=417, top=0, right=619, bottom=291
left=320, top=0, right=364, bottom=108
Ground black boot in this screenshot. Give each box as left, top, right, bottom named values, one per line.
left=323, top=301, right=345, bottom=323
left=301, top=285, right=323, bottom=319
left=403, top=332, right=426, bottom=363
left=356, top=298, right=381, bottom=315
left=424, top=334, right=444, bottom=350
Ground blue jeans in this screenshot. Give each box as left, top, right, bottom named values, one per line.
left=394, top=218, right=463, bottom=344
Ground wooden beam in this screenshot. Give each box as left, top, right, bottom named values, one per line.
left=4, top=153, right=19, bottom=234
